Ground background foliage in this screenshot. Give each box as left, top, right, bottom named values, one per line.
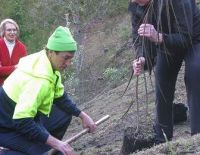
left=0, top=0, right=128, bottom=53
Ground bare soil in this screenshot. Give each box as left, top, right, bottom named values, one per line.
left=62, top=11, right=199, bottom=155
left=63, top=65, right=193, bottom=155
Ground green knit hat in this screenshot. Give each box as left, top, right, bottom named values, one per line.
left=47, top=26, right=77, bottom=52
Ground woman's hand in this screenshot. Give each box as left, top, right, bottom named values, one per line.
left=132, top=57, right=145, bottom=76
left=138, top=24, right=163, bottom=43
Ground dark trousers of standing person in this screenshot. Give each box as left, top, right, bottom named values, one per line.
left=0, top=103, right=72, bottom=155
left=154, top=43, right=200, bottom=143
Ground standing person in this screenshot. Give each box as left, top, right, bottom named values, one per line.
left=0, top=26, right=96, bottom=155
left=129, top=0, right=200, bottom=144
left=0, top=18, right=27, bottom=86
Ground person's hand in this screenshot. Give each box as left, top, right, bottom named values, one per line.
left=46, top=135, right=74, bottom=155
left=132, top=57, right=145, bottom=76
left=57, top=141, right=74, bottom=155
left=79, top=111, right=97, bottom=133
left=138, top=24, right=163, bottom=43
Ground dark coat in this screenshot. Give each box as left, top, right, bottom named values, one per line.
left=128, top=0, right=200, bottom=71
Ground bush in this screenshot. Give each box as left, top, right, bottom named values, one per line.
left=103, top=67, right=128, bottom=82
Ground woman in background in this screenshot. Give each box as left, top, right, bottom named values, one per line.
left=0, top=18, right=27, bottom=85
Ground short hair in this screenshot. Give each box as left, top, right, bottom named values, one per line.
left=0, top=18, right=19, bottom=37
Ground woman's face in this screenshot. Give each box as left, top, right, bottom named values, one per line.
left=132, top=0, right=150, bottom=6
left=4, top=23, right=17, bottom=42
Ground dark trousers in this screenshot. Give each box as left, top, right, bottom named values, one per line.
left=154, top=43, right=200, bottom=142
left=0, top=104, right=72, bottom=155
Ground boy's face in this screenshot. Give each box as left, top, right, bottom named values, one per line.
left=132, top=0, right=150, bottom=6
left=49, top=51, right=74, bottom=72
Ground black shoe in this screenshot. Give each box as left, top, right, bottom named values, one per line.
left=173, top=103, right=188, bottom=124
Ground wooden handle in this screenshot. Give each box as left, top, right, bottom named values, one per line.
left=48, top=115, right=110, bottom=155
left=66, top=115, right=110, bottom=143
